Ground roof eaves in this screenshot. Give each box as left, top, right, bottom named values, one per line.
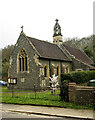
left=39, top=56, right=72, bottom=62
left=73, top=57, right=94, bottom=68
left=60, top=44, right=73, bottom=61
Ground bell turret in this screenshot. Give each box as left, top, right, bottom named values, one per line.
left=53, top=19, right=63, bottom=45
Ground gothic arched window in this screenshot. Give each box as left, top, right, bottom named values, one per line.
left=66, top=66, right=69, bottom=73
left=18, top=49, right=28, bottom=72
left=44, top=66, right=47, bottom=77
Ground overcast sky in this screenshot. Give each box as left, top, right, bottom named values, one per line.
left=0, top=0, right=94, bottom=49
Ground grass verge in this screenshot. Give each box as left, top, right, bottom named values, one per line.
left=1, top=87, right=93, bottom=110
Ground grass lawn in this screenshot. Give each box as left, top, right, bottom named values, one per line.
left=1, top=87, right=93, bottom=110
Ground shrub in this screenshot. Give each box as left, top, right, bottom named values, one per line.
left=61, top=71, right=95, bottom=84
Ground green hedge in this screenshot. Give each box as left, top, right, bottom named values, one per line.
left=61, top=71, right=95, bottom=84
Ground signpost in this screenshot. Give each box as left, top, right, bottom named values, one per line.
left=8, top=78, right=17, bottom=97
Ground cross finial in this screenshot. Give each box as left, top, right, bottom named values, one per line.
left=55, top=19, right=59, bottom=22
left=21, top=25, right=24, bottom=32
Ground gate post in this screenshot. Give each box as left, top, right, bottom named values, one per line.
left=68, top=82, right=76, bottom=102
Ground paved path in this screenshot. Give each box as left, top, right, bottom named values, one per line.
left=1, top=103, right=95, bottom=120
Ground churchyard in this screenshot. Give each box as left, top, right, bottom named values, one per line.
left=1, top=86, right=94, bottom=110
left=1, top=70, right=95, bottom=110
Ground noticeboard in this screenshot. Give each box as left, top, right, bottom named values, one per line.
left=8, top=77, right=17, bottom=84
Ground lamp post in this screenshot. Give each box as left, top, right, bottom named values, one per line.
left=8, top=78, right=17, bottom=98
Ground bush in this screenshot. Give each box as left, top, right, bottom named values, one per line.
left=61, top=71, right=95, bottom=84
left=60, top=80, right=69, bottom=102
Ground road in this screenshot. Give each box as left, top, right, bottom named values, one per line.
left=1, top=110, right=85, bottom=120
left=2, top=111, right=84, bottom=120
left=2, top=110, right=59, bottom=119
left=1, top=103, right=93, bottom=120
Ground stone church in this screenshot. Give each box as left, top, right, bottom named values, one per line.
left=8, top=19, right=94, bottom=90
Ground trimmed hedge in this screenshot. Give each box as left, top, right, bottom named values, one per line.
left=61, top=71, right=95, bottom=84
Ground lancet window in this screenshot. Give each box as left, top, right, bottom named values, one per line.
left=18, top=49, right=28, bottom=72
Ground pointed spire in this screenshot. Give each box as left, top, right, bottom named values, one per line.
left=53, top=19, right=62, bottom=37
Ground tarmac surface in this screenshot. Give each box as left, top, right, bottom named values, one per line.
left=1, top=103, right=95, bottom=120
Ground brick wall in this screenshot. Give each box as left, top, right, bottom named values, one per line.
left=68, top=83, right=95, bottom=105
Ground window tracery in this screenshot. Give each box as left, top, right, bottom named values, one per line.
left=18, top=49, right=28, bottom=72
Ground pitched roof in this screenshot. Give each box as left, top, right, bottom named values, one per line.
left=63, top=44, right=94, bottom=65
left=27, top=36, right=71, bottom=61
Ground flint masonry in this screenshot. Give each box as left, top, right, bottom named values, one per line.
left=8, top=19, right=94, bottom=90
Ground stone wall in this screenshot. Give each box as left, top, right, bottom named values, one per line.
left=72, top=58, right=90, bottom=71
left=68, top=83, right=95, bottom=105
left=39, top=59, right=71, bottom=89
left=8, top=32, right=72, bottom=90
left=8, top=33, right=41, bottom=90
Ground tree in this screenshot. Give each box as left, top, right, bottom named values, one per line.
left=64, top=35, right=93, bottom=60
left=2, top=45, right=14, bottom=81
left=83, top=46, right=93, bottom=58
left=49, top=74, right=59, bottom=94
left=60, top=80, right=69, bottom=102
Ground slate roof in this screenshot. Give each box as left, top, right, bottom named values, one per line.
left=27, top=36, right=71, bottom=61
left=63, top=44, right=94, bottom=65
left=26, top=35, right=94, bottom=66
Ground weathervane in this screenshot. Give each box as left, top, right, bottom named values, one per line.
left=21, top=25, right=24, bottom=32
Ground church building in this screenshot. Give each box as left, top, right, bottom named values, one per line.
left=8, top=19, right=94, bottom=90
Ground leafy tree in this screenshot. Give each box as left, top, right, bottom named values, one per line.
left=64, top=35, right=93, bottom=60
left=2, top=45, right=14, bottom=80
left=2, top=45, right=14, bottom=63
left=83, top=46, right=93, bottom=58
left=2, top=62, right=10, bottom=80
